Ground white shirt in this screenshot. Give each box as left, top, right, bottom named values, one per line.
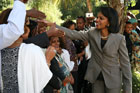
left=61, top=49, right=74, bottom=71
left=85, top=44, right=91, bottom=60
left=137, top=26, right=140, bottom=31
left=0, top=0, right=26, bottom=90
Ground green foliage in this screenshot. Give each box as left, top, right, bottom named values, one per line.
left=92, top=1, right=107, bottom=17
left=132, top=71, right=140, bottom=93
left=130, top=0, right=137, bottom=7
left=0, top=0, right=11, bottom=11
left=59, top=0, right=107, bottom=20
left=60, top=0, right=88, bottom=20
left=130, top=10, right=139, bottom=16
left=28, top=0, right=45, bottom=9
left=29, top=0, right=63, bottom=25
left=94, top=0, right=106, bottom=6
left=40, top=2, right=63, bottom=25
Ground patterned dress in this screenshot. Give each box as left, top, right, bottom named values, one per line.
left=129, top=30, right=140, bottom=70
left=1, top=46, right=20, bottom=93
left=55, top=54, right=73, bottom=93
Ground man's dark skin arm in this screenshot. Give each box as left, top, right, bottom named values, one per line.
left=23, top=32, right=49, bottom=48
left=26, top=8, right=46, bottom=19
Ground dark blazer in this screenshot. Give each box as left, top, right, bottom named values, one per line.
left=56, top=25, right=132, bottom=93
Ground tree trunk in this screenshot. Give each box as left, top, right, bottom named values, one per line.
left=107, top=0, right=127, bottom=33
left=86, top=0, right=92, bottom=12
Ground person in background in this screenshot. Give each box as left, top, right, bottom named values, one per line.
left=75, top=16, right=86, bottom=62
left=49, top=36, right=74, bottom=93
left=127, top=19, right=140, bottom=70
left=85, top=13, right=95, bottom=28
left=75, top=16, right=88, bottom=93
left=128, top=18, right=140, bottom=35
left=84, top=14, right=94, bottom=93
left=0, top=0, right=27, bottom=91
left=123, top=22, right=133, bottom=62
left=128, top=27, right=140, bottom=71
left=56, top=7, right=132, bottom=93
left=61, top=20, right=76, bottom=71
left=61, top=20, right=78, bottom=93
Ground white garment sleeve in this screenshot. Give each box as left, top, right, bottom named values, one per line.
left=18, top=43, right=52, bottom=93
left=61, top=49, right=74, bottom=71
left=85, top=44, right=91, bottom=60
left=0, top=1, right=26, bottom=91
left=0, top=1, right=26, bottom=50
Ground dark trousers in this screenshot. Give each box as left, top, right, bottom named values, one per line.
left=44, top=75, right=62, bottom=93
left=78, top=58, right=90, bottom=93
left=71, top=71, right=78, bottom=93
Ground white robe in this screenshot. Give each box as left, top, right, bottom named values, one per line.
left=18, top=43, right=52, bottom=93
left=0, top=1, right=26, bottom=89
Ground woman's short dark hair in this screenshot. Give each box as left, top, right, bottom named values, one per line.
left=99, top=7, right=119, bottom=33
left=61, top=20, right=76, bottom=28
left=77, top=16, right=86, bottom=23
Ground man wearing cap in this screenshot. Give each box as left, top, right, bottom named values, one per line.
left=127, top=18, right=140, bottom=70
left=128, top=18, right=140, bottom=35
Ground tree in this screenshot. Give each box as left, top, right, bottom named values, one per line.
left=52, top=0, right=81, bottom=8
left=28, top=0, right=45, bottom=9
left=60, top=0, right=88, bottom=20
left=87, top=0, right=92, bottom=12
left=29, top=0, right=63, bottom=25
left=0, top=0, right=11, bottom=11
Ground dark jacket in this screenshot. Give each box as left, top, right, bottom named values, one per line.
left=24, top=32, right=50, bottom=48
left=123, top=31, right=133, bottom=60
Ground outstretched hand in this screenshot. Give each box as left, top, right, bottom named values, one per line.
left=37, top=19, right=54, bottom=27
left=47, top=24, right=65, bottom=37
left=37, top=20, right=65, bottom=37
left=27, top=9, right=46, bottom=19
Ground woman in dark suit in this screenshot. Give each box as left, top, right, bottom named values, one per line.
left=55, top=7, right=132, bottom=93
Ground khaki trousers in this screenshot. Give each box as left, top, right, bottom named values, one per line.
left=92, top=80, right=121, bottom=93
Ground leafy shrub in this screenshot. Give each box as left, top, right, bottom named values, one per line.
left=132, top=71, right=140, bottom=93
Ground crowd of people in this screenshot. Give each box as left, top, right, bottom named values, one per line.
left=0, top=0, right=140, bottom=93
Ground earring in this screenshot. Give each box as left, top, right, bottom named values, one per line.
left=106, top=24, right=109, bottom=28
left=107, top=24, right=110, bottom=27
